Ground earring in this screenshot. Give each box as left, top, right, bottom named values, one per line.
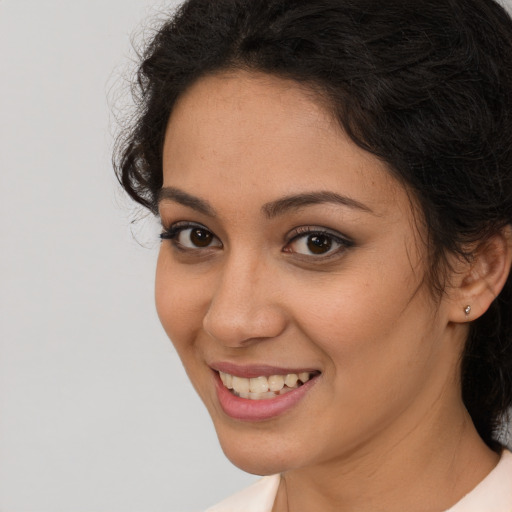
left=464, top=305, right=471, bottom=316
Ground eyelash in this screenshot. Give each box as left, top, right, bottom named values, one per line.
left=159, top=222, right=222, bottom=251
left=286, top=226, right=354, bottom=259
left=159, top=222, right=353, bottom=259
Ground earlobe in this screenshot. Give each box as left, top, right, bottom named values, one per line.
left=450, top=225, right=512, bottom=323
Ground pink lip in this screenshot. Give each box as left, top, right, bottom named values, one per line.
left=210, top=362, right=320, bottom=379
left=213, top=371, right=320, bottom=422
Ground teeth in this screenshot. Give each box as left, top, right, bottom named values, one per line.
left=219, top=372, right=234, bottom=389
left=219, top=371, right=315, bottom=399
left=268, top=375, right=285, bottom=392
left=238, top=390, right=280, bottom=400
left=298, top=372, right=310, bottom=383
left=285, top=373, right=298, bottom=387
left=250, top=376, right=268, bottom=393
left=232, top=375, right=250, bottom=394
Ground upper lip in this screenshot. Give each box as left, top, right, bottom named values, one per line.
left=210, top=362, right=321, bottom=378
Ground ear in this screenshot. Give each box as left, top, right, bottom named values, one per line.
left=449, top=225, right=512, bottom=323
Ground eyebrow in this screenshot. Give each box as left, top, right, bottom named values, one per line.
left=262, top=191, right=374, bottom=218
left=158, top=187, right=216, bottom=217
left=158, top=186, right=373, bottom=218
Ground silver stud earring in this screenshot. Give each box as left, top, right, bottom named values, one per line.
left=464, top=305, right=471, bottom=316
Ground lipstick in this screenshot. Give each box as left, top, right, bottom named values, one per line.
left=212, top=367, right=320, bottom=421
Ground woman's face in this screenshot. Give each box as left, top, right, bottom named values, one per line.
left=156, top=71, right=465, bottom=475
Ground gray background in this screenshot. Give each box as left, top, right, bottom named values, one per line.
left=0, top=1, right=256, bottom=511
left=1, top=1, right=511, bottom=511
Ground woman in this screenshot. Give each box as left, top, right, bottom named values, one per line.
left=114, top=0, right=512, bottom=510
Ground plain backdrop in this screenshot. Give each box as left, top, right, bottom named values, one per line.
left=0, top=1, right=257, bottom=511
left=1, top=1, right=511, bottom=511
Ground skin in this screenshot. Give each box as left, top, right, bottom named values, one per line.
left=156, top=71, right=502, bottom=512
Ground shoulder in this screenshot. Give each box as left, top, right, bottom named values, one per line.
left=203, top=451, right=512, bottom=512
left=204, top=475, right=280, bottom=512
left=447, top=449, right=512, bottom=512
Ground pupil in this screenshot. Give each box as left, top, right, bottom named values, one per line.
left=307, top=235, right=332, bottom=254
left=191, top=229, right=212, bottom=247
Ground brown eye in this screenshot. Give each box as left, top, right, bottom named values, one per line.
left=285, top=228, right=351, bottom=258
left=173, top=226, right=222, bottom=249
left=190, top=228, right=213, bottom=247
left=307, top=234, right=332, bottom=254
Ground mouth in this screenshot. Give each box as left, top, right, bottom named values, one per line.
left=211, top=364, right=321, bottom=421
left=218, top=370, right=319, bottom=400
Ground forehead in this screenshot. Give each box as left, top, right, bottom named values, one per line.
left=161, top=70, right=410, bottom=220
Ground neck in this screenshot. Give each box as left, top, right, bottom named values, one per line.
left=273, top=400, right=499, bottom=512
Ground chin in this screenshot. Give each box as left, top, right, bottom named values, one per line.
left=213, top=421, right=305, bottom=476
left=220, top=441, right=289, bottom=476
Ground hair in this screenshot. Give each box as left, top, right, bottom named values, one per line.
left=114, top=0, right=512, bottom=450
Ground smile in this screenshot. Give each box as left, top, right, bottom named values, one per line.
left=219, top=371, right=315, bottom=400
left=213, top=366, right=321, bottom=421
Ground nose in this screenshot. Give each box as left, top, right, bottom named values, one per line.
left=202, top=253, right=288, bottom=347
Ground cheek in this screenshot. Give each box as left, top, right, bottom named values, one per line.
left=155, top=250, right=207, bottom=353
left=287, top=279, right=442, bottom=449
left=290, top=264, right=436, bottom=387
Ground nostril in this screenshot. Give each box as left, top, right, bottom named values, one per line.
left=202, top=298, right=287, bottom=347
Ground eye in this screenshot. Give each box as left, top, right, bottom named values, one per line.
left=160, top=223, right=222, bottom=250
left=284, top=227, right=352, bottom=257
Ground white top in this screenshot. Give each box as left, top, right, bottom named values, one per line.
left=206, top=450, right=512, bottom=512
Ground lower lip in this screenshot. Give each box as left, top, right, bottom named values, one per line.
left=214, top=372, right=319, bottom=421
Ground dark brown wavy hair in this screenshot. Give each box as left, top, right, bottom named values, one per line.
left=114, top=0, right=512, bottom=450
